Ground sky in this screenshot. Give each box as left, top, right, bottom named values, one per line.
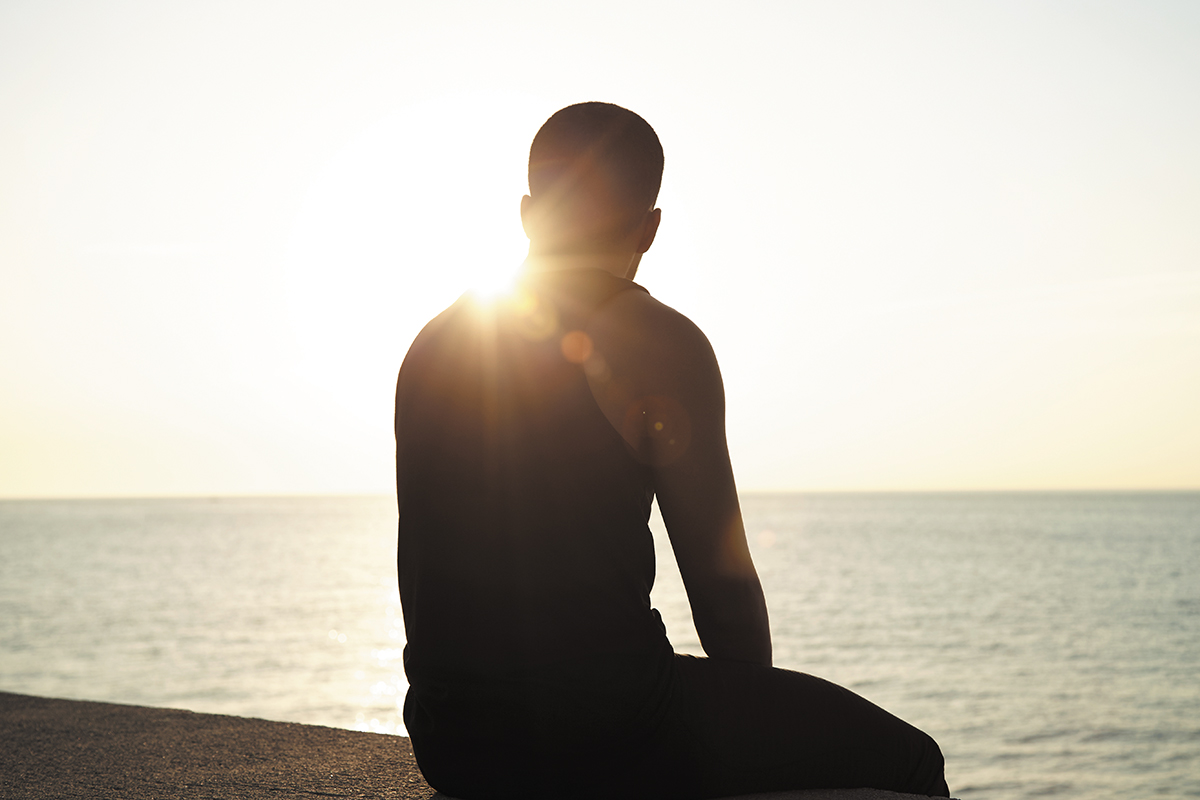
left=1, top=1, right=1198, bottom=497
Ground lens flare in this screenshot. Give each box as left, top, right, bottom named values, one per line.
left=508, top=288, right=558, bottom=341
left=560, top=330, right=594, bottom=364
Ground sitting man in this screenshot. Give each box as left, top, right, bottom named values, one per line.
left=394, top=101, right=950, bottom=799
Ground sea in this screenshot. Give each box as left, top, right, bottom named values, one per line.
left=1, top=492, right=1197, bottom=799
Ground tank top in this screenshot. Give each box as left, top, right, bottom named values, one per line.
left=395, top=268, right=668, bottom=680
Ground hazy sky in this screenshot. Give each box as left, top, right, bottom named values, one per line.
left=2, top=1, right=1198, bottom=497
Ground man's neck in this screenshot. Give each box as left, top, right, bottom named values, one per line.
left=522, top=249, right=637, bottom=280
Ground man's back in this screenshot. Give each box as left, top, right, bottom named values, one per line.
left=395, top=268, right=668, bottom=675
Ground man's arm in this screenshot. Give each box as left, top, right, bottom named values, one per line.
left=587, top=290, right=772, bottom=666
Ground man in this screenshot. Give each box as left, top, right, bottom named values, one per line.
left=395, top=102, right=949, bottom=799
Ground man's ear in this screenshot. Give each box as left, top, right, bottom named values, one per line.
left=520, top=195, right=534, bottom=240
left=635, top=208, right=662, bottom=254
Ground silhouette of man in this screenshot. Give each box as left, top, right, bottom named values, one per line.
left=395, top=102, right=949, bottom=799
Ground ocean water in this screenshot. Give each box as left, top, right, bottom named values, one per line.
left=1, top=492, right=1197, bottom=799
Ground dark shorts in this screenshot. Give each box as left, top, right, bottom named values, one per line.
left=404, top=644, right=949, bottom=800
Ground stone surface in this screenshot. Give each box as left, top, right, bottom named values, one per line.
left=1, top=691, right=944, bottom=800
left=0, top=691, right=434, bottom=799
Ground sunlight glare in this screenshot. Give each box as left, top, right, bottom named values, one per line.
left=283, top=92, right=549, bottom=426
left=466, top=260, right=522, bottom=302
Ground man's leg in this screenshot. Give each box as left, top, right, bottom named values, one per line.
left=647, top=655, right=949, bottom=798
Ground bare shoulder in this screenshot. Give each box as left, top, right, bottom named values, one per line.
left=398, top=295, right=469, bottom=378
left=587, top=286, right=720, bottom=392
left=585, top=285, right=724, bottom=458
left=395, top=294, right=474, bottom=419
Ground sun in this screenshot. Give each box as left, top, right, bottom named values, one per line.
left=464, top=259, right=523, bottom=302
left=281, top=92, right=550, bottom=424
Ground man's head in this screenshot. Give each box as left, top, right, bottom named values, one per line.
left=522, top=102, right=663, bottom=257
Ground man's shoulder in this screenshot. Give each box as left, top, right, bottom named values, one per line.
left=592, top=284, right=716, bottom=369
left=396, top=293, right=477, bottom=392
left=403, top=293, right=474, bottom=354
left=584, top=282, right=726, bottom=460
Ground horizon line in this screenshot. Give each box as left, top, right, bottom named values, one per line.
left=3, top=487, right=1199, bottom=502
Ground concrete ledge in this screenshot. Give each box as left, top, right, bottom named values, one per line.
left=1, top=691, right=942, bottom=799
left=0, top=691, right=433, bottom=799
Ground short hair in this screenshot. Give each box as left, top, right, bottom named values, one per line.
left=527, top=102, right=663, bottom=246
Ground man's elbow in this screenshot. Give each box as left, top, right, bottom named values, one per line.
left=691, top=583, right=772, bottom=666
